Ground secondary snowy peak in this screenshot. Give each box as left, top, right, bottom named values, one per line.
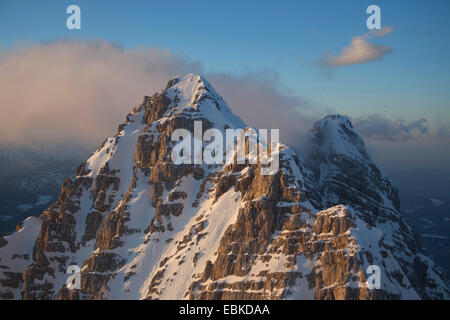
left=307, top=115, right=449, bottom=299
left=0, top=74, right=449, bottom=300
left=307, top=114, right=399, bottom=213
left=309, top=114, right=370, bottom=163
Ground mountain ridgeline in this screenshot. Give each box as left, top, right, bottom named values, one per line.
left=0, top=74, right=448, bottom=300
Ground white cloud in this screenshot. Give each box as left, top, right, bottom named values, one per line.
left=320, top=36, right=392, bottom=67
left=320, top=27, right=394, bottom=67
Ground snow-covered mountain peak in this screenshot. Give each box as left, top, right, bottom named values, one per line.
left=165, top=73, right=215, bottom=103
left=308, top=114, right=400, bottom=213
left=1, top=75, right=449, bottom=300
left=310, top=114, right=371, bottom=163
left=161, top=73, right=245, bottom=130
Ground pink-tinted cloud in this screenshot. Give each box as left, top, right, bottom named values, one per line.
left=320, top=27, right=394, bottom=67
left=0, top=40, right=204, bottom=150
left=320, top=36, right=392, bottom=67
left=0, top=40, right=316, bottom=154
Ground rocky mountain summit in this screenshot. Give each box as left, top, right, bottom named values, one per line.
left=0, top=74, right=448, bottom=300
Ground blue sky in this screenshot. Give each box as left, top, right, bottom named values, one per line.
left=1, top=0, right=449, bottom=123
left=0, top=0, right=449, bottom=170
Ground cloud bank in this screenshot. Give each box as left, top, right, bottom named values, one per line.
left=0, top=40, right=200, bottom=151
left=207, top=72, right=319, bottom=151
left=0, top=40, right=315, bottom=155
left=352, top=114, right=429, bottom=142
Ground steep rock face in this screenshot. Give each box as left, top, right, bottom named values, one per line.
left=0, top=74, right=448, bottom=300
left=307, top=115, right=448, bottom=299
left=308, top=115, right=400, bottom=212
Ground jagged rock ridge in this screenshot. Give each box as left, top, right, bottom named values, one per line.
left=0, top=74, right=448, bottom=300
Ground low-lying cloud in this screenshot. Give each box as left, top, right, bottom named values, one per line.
left=352, top=114, right=429, bottom=142
left=0, top=40, right=200, bottom=152
left=0, top=39, right=316, bottom=155
left=207, top=72, right=319, bottom=151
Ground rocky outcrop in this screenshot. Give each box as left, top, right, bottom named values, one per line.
left=0, top=74, right=448, bottom=300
